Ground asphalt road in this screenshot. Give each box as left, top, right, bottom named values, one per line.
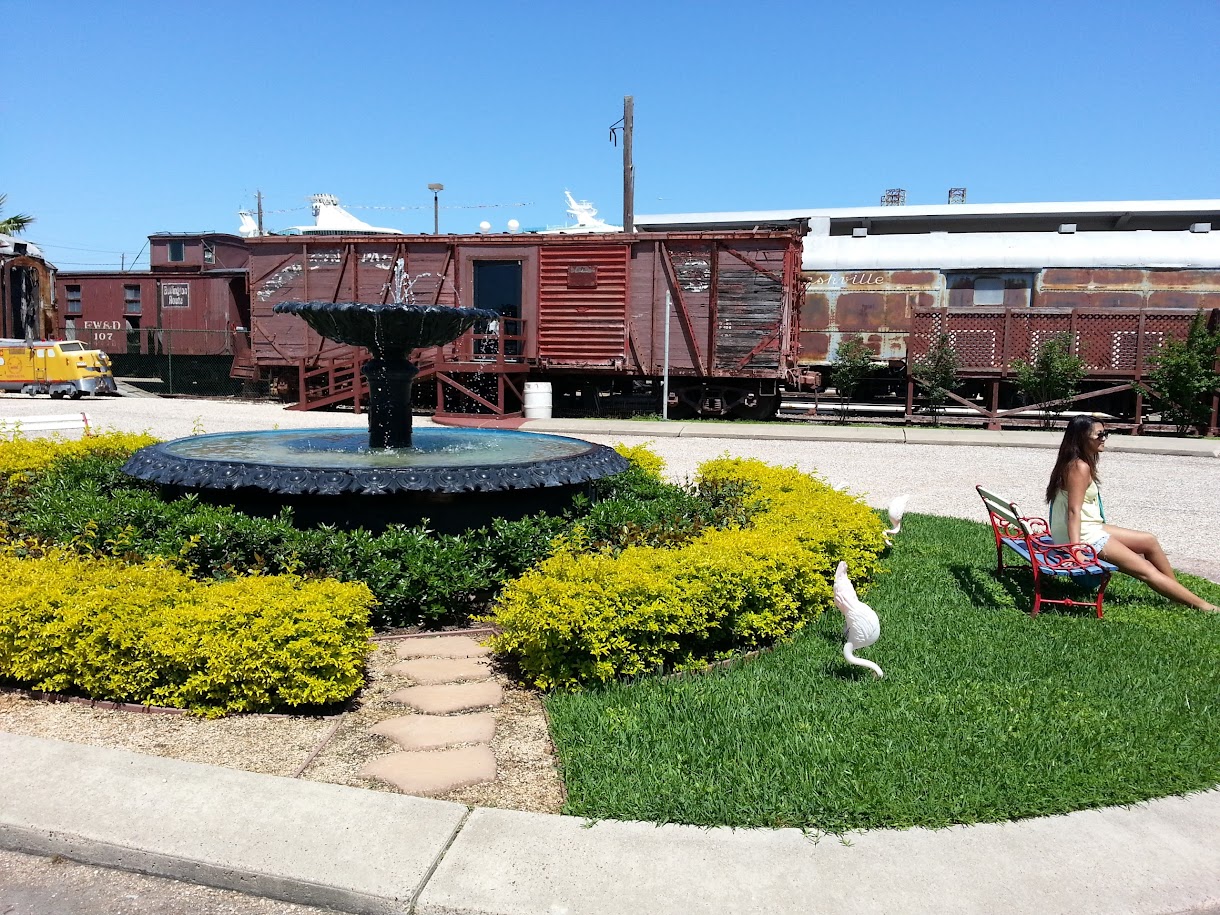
left=0, top=849, right=336, bottom=915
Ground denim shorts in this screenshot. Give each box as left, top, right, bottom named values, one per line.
left=1088, top=532, right=1111, bottom=556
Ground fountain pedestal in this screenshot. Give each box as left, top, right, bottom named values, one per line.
left=363, top=359, right=419, bottom=450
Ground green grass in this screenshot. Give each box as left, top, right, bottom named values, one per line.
left=545, top=513, right=1220, bottom=831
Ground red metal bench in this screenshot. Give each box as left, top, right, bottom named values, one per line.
left=976, top=485, right=1117, bottom=618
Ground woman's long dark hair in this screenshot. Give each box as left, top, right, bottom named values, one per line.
left=1046, top=415, right=1102, bottom=503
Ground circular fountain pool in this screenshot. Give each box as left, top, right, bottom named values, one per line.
left=124, top=427, right=628, bottom=533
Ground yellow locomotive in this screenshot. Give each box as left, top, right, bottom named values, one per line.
left=0, top=338, right=118, bottom=398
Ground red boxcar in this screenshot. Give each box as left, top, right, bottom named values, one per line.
left=243, top=228, right=805, bottom=419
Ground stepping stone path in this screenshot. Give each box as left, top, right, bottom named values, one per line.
left=359, top=634, right=502, bottom=796
left=386, top=682, right=503, bottom=714
left=388, top=657, right=490, bottom=684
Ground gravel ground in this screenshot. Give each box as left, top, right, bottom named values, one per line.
left=573, top=432, right=1220, bottom=583
left=0, top=639, right=564, bottom=816
left=1, top=390, right=1215, bottom=579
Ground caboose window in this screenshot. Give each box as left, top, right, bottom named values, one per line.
left=124, top=285, right=142, bottom=315
left=973, top=277, right=1005, bottom=306
left=168, top=241, right=185, bottom=262
left=203, top=241, right=216, bottom=264
left=66, top=285, right=82, bottom=314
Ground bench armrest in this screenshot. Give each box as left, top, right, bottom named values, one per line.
left=1027, top=538, right=1102, bottom=572
left=1018, top=515, right=1051, bottom=540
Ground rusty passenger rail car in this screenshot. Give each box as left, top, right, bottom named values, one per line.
left=639, top=200, right=1220, bottom=429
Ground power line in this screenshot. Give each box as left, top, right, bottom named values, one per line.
left=52, top=260, right=142, bottom=267
left=31, top=241, right=131, bottom=254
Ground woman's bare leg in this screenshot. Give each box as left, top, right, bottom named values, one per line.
left=1103, top=525, right=1176, bottom=577
left=1099, top=532, right=1218, bottom=611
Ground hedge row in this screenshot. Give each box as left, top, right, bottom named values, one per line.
left=0, top=540, right=374, bottom=716
left=0, top=435, right=755, bottom=629
left=484, top=456, right=886, bottom=689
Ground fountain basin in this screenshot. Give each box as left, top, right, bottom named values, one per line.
left=272, top=301, right=498, bottom=358
left=123, top=427, right=629, bottom=534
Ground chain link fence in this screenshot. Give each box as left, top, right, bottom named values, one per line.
left=68, top=328, right=250, bottom=397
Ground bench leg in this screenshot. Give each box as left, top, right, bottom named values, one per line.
left=1029, top=566, right=1043, bottom=617
left=1094, top=572, right=1112, bottom=619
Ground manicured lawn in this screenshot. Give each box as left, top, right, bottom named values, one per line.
left=545, top=514, right=1220, bottom=831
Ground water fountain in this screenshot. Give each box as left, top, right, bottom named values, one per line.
left=122, top=287, right=628, bottom=533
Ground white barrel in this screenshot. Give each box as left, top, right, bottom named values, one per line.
left=522, top=381, right=553, bottom=419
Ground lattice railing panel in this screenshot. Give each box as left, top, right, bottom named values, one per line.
left=1003, top=313, right=1072, bottom=371
left=912, top=307, right=1206, bottom=380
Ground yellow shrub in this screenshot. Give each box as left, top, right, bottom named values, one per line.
left=0, top=545, right=374, bottom=716
left=1, top=431, right=158, bottom=493
left=486, top=456, right=885, bottom=689
left=613, top=441, right=666, bottom=480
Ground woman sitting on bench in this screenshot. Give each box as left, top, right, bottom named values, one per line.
left=1047, top=415, right=1218, bottom=612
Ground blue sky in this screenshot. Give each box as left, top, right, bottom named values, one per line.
left=7, top=0, right=1219, bottom=269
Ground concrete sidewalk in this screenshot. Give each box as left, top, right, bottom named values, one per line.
left=2, top=732, right=1219, bottom=915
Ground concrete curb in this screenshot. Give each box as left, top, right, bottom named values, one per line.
left=3, top=731, right=1220, bottom=914
left=516, top=419, right=1220, bottom=456
left=0, top=733, right=467, bottom=915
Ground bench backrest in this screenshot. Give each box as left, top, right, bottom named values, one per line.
left=976, top=485, right=1037, bottom=539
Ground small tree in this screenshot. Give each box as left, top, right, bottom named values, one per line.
left=911, top=332, right=960, bottom=425
left=1142, top=312, right=1220, bottom=435
left=830, top=336, right=879, bottom=423
left=1011, top=331, right=1087, bottom=430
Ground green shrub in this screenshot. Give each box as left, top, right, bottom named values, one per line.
left=0, top=432, right=157, bottom=514
left=1, top=434, right=765, bottom=631
left=1142, top=311, right=1220, bottom=434
left=1011, top=331, right=1086, bottom=429
left=580, top=447, right=760, bottom=551
left=466, top=513, right=573, bottom=580
left=330, top=526, right=497, bottom=628
left=0, top=544, right=374, bottom=716
left=485, top=457, right=885, bottom=689
left=831, top=336, right=880, bottom=423
left=912, top=332, right=961, bottom=423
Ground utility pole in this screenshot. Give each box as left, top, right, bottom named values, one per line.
left=622, top=96, right=634, bottom=233
left=429, top=183, right=444, bottom=234
left=256, top=190, right=264, bottom=235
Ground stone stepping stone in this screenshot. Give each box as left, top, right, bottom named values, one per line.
left=388, top=657, right=491, bottom=684
left=387, top=682, right=503, bottom=714
left=395, top=636, right=490, bottom=660
left=360, top=745, right=496, bottom=796
left=371, top=713, right=496, bottom=751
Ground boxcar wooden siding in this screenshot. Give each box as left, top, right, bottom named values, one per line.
left=713, top=251, right=786, bottom=373
left=537, top=244, right=628, bottom=364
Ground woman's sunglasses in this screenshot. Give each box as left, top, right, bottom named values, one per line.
left=1092, top=431, right=1110, bottom=441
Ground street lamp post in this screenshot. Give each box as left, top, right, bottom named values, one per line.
left=428, top=183, right=444, bottom=234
